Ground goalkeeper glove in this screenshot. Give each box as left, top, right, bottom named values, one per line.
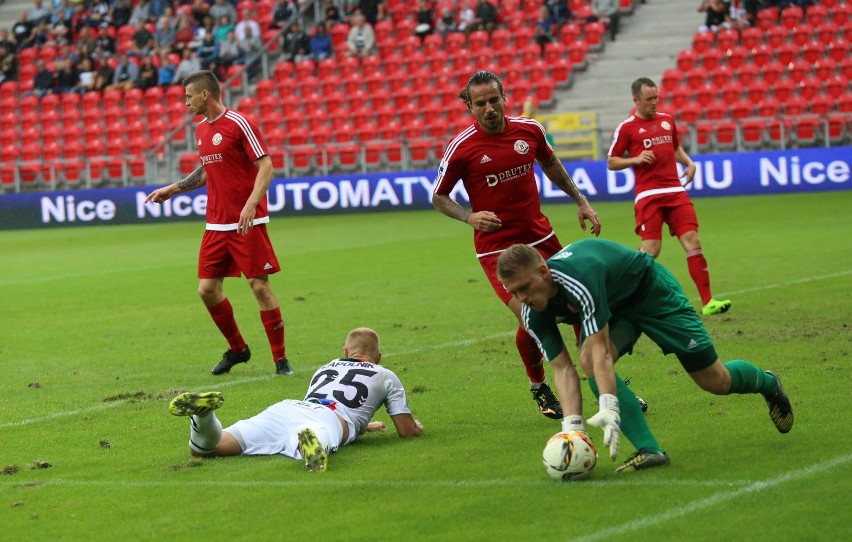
left=587, top=393, right=621, bottom=460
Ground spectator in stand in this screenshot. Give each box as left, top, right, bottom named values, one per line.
left=195, top=14, right=216, bottom=42
left=547, top=0, right=572, bottom=29
left=345, top=11, right=375, bottom=57
left=697, top=0, right=729, bottom=32
left=12, top=11, right=33, bottom=49
left=173, top=12, right=197, bottom=52
left=74, top=56, right=95, bottom=93
left=0, top=28, right=14, bottom=52
left=209, top=0, right=238, bottom=27
left=213, top=14, right=234, bottom=44
left=53, top=0, right=76, bottom=29
left=281, top=20, right=310, bottom=62
left=588, top=0, right=620, bottom=41
left=107, top=51, right=139, bottom=90
left=324, top=0, right=343, bottom=25
left=132, top=18, right=156, bottom=55
left=358, top=0, right=386, bottom=26
left=92, top=54, right=115, bottom=90
left=196, top=32, right=218, bottom=69
left=534, top=4, right=556, bottom=54
left=207, top=59, right=227, bottom=81
left=155, top=5, right=178, bottom=50
left=76, top=26, right=96, bottom=53
left=435, top=5, right=459, bottom=36
left=157, top=49, right=176, bottom=85
left=471, top=0, right=499, bottom=35
left=237, top=23, right=262, bottom=80
left=414, top=0, right=434, bottom=42
left=190, top=0, right=211, bottom=27
left=30, top=58, right=54, bottom=97
left=135, top=53, right=158, bottom=89
left=173, top=46, right=201, bottom=83
left=129, top=0, right=152, bottom=29
left=111, top=0, right=134, bottom=28
left=93, top=23, right=116, bottom=58
left=307, top=19, right=332, bottom=61
left=341, top=0, right=359, bottom=24
left=271, top=0, right=299, bottom=30
left=53, top=56, right=79, bottom=93
left=458, top=2, right=475, bottom=33
left=726, top=0, right=750, bottom=31
left=27, top=0, right=52, bottom=27
left=217, top=29, right=241, bottom=66
left=28, top=19, right=52, bottom=48
left=235, top=7, right=261, bottom=43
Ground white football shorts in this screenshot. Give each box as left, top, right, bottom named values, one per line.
left=224, top=399, right=344, bottom=458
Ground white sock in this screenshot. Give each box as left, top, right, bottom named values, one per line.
left=530, top=380, right=545, bottom=390
left=561, top=415, right=586, bottom=434
left=188, top=412, right=222, bottom=454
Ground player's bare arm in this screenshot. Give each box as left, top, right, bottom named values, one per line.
left=539, top=154, right=601, bottom=236
left=390, top=412, right=423, bottom=438
left=579, top=326, right=618, bottom=396
left=548, top=347, right=584, bottom=419
left=674, top=146, right=697, bottom=187
left=238, top=155, right=274, bottom=235
left=432, top=193, right=502, bottom=232
left=607, top=152, right=655, bottom=171
left=144, top=166, right=207, bottom=204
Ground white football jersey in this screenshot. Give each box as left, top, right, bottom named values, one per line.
left=304, top=358, right=411, bottom=437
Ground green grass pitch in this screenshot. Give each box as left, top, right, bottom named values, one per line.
left=1, top=191, right=850, bottom=541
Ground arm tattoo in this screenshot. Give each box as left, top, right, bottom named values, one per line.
left=176, top=167, right=204, bottom=191
left=544, top=156, right=584, bottom=202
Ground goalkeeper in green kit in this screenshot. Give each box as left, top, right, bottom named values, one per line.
left=496, top=238, right=794, bottom=473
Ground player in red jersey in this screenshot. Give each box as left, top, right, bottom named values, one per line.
left=607, top=77, right=731, bottom=316
left=432, top=70, right=602, bottom=422
left=145, top=70, right=293, bottom=376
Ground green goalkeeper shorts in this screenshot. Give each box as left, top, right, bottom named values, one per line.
left=608, top=261, right=717, bottom=373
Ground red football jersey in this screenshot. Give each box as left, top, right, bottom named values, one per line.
left=608, top=112, right=685, bottom=202
left=434, top=116, right=555, bottom=257
left=195, top=108, right=269, bottom=228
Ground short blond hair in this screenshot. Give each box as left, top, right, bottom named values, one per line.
left=344, top=327, right=381, bottom=359
left=496, top=244, right=545, bottom=281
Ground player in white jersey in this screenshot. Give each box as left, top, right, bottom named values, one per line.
left=168, top=328, right=423, bottom=472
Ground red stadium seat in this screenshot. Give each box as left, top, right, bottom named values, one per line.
left=692, top=30, right=714, bottom=54
left=806, top=3, right=828, bottom=26
left=776, top=42, right=798, bottom=65
left=782, top=95, right=808, bottom=116
left=740, top=117, right=766, bottom=149
left=809, top=94, right=834, bottom=115
left=716, top=28, right=739, bottom=52
left=725, top=45, right=748, bottom=70
left=731, top=98, right=754, bottom=119
left=713, top=121, right=738, bottom=151
left=741, top=27, right=763, bottom=50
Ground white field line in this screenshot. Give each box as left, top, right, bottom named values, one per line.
left=1, top=270, right=846, bottom=430
left=573, top=453, right=852, bottom=542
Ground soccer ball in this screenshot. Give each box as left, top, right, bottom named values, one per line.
left=542, top=431, right=598, bottom=481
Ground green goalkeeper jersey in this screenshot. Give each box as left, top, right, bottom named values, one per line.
left=522, top=238, right=656, bottom=361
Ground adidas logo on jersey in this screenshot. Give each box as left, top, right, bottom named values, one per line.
left=638, top=128, right=647, bottom=134
left=480, top=155, right=492, bottom=163
left=687, top=339, right=699, bottom=350
left=264, top=263, right=273, bottom=270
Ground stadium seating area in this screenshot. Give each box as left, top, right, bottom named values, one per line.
left=0, top=0, right=849, bottom=192
left=0, top=0, right=635, bottom=190
left=660, top=1, right=852, bottom=154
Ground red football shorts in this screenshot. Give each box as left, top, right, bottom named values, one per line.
left=634, top=192, right=699, bottom=240
left=480, top=234, right=564, bottom=304
left=198, top=225, right=281, bottom=279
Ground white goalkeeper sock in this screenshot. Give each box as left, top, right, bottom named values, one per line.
left=188, top=412, right=222, bottom=455
left=561, top=414, right=586, bottom=434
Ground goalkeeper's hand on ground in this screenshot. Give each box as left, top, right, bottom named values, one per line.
left=587, top=393, right=621, bottom=461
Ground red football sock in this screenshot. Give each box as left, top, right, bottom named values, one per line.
left=260, top=307, right=286, bottom=362
left=206, top=298, right=247, bottom=351
left=516, top=326, right=545, bottom=384
left=686, top=250, right=713, bottom=306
